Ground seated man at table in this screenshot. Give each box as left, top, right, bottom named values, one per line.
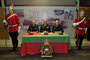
left=52, top=19, right=64, bottom=34
left=27, top=20, right=39, bottom=34
left=40, top=19, right=51, bottom=33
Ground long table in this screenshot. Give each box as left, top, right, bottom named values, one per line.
left=20, top=33, right=71, bottom=56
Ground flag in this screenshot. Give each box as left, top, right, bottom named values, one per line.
left=1, top=0, right=5, bottom=8
left=76, top=0, right=80, bottom=10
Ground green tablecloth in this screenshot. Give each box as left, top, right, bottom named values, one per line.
left=22, top=33, right=71, bottom=49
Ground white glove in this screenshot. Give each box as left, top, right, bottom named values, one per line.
left=73, top=17, right=86, bottom=28
left=18, top=26, right=21, bottom=33
left=73, top=23, right=79, bottom=27
left=85, top=28, right=87, bottom=34
left=3, top=20, right=8, bottom=25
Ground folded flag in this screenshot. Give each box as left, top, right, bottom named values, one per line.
left=76, top=0, right=80, bottom=10
left=1, top=0, right=5, bottom=8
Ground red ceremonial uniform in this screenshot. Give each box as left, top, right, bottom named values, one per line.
left=5, top=14, right=20, bottom=32
left=73, top=17, right=87, bottom=35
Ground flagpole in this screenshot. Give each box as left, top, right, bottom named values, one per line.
left=75, top=0, right=80, bottom=47
left=4, top=0, right=8, bottom=48
left=1, top=0, right=7, bottom=48
left=77, top=0, right=80, bottom=36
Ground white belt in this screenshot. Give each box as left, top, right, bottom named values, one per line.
left=78, top=27, right=87, bottom=34
left=78, top=27, right=86, bottom=30
left=8, top=24, right=18, bottom=27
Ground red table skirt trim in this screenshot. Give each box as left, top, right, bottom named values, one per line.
left=20, top=43, right=69, bottom=56
left=23, top=33, right=41, bottom=37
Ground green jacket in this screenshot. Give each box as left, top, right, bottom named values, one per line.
left=27, top=24, right=39, bottom=32
left=40, top=24, right=51, bottom=32
left=52, top=24, right=64, bottom=33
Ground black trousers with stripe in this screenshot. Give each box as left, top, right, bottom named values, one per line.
left=75, top=34, right=85, bottom=49
left=9, top=31, right=18, bottom=50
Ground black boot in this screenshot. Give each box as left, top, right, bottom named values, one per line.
left=79, top=39, right=83, bottom=50
left=75, top=41, right=78, bottom=48
left=15, top=40, right=18, bottom=51
left=11, top=43, right=16, bottom=52
left=11, top=39, right=17, bottom=52
left=77, top=40, right=83, bottom=50
left=76, top=40, right=81, bottom=50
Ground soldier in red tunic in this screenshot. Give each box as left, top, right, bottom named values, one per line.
left=3, top=3, right=21, bottom=51
left=72, top=10, right=87, bottom=50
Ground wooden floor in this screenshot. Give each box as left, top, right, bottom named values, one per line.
left=0, top=38, right=90, bottom=60
left=0, top=46, right=90, bottom=60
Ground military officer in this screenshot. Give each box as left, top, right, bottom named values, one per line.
left=52, top=19, right=64, bottom=33
left=27, top=20, right=39, bottom=33
left=40, top=19, right=51, bottom=33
